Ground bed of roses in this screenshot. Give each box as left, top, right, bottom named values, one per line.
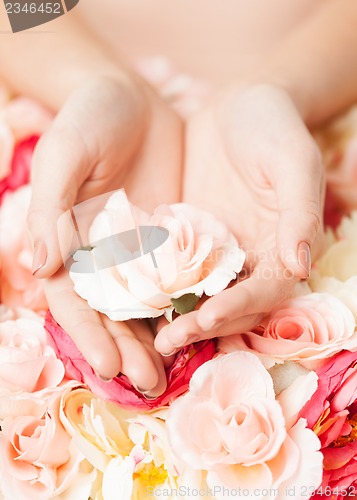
left=1, top=86, right=357, bottom=500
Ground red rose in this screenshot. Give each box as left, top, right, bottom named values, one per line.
left=45, top=311, right=216, bottom=410
left=299, top=350, right=357, bottom=500
left=0, top=135, right=39, bottom=204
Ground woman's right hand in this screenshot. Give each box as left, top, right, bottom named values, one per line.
left=27, top=75, right=183, bottom=394
left=155, top=82, right=325, bottom=356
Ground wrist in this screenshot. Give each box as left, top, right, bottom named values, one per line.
left=217, top=78, right=306, bottom=121
left=1, top=11, right=148, bottom=113
left=43, top=62, right=142, bottom=111
left=242, top=71, right=311, bottom=124
left=64, top=71, right=150, bottom=137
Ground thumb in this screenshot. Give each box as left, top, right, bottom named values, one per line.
left=27, top=122, right=88, bottom=278
left=275, top=145, right=325, bottom=278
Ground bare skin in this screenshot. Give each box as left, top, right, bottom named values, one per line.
left=1, top=0, right=357, bottom=394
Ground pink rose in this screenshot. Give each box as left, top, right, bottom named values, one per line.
left=0, top=304, right=43, bottom=322
left=0, top=97, right=51, bottom=183
left=0, top=313, right=64, bottom=399
left=0, top=389, right=82, bottom=500
left=0, top=185, right=47, bottom=310
left=299, top=350, right=357, bottom=500
left=45, top=311, right=216, bottom=410
left=219, top=293, right=357, bottom=370
left=166, top=352, right=322, bottom=499
left=69, top=190, right=245, bottom=320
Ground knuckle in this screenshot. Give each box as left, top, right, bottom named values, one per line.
left=26, top=208, right=39, bottom=230
left=305, top=140, right=323, bottom=174
left=305, top=204, right=322, bottom=235
left=280, top=200, right=322, bottom=237
left=238, top=287, right=255, bottom=315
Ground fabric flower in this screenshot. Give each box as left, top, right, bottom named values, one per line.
left=69, top=190, right=245, bottom=320
left=309, top=276, right=357, bottom=323
left=316, top=211, right=357, bottom=282
left=315, top=106, right=357, bottom=218
left=60, top=388, right=133, bottom=472
left=0, top=96, right=51, bottom=183
left=0, top=136, right=39, bottom=204
left=0, top=388, right=89, bottom=500
left=166, top=351, right=323, bottom=500
left=0, top=313, right=64, bottom=402
left=127, top=408, right=180, bottom=497
left=316, top=239, right=357, bottom=282
left=61, top=389, right=168, bottom=500
left=299, top=350, right=357, bottom=500
left=219, top=293, right=356, bottom=370
left=45, top=311, right=216, bottom=410
left=0, top=185, right=47, bottom=310
left=61, top=387, right=141, bottom=500
left=323, top=188, right=345, bottom=230
left=61, top=389, right=176, bottom=500
left=135, top=56, right=211, bottom=118
left=0, top=307, right=64, bottom=420
left=0, top=304, right=43, bottom=322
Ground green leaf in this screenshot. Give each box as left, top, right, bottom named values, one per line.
left=170, top=293, right=200, bottom=315
left=79, top=245, right=94, bottom=252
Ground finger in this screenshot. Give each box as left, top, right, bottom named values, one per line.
left=155, top=310, right=263, bottom=354
left=155, top=317, right=179, bottom=367
left=215, top=313, right=264, bottom=337
left=196, top=258, right=297, bottom=331
left=155, top=312, right=201, bottom=355
left=28, top=77, right=147, bottom=279
left=44, top=267, right=121, bottom=380
left=274, top=142, right=325, bottom=278
left=129, top=319, right=168, bottom=395
left=28, top=120, right=90, bottom=278
left=102, top=317, right=167, bottom=398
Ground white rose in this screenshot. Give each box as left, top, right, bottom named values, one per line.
left=69, top=191, right=245, bottom=320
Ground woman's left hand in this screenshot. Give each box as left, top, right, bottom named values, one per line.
left=155, top=83, right=325, bottom=355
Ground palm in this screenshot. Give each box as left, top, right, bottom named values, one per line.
left=62, top=85, right=183, bottom=213
left=36, top=80, right=183, bottom=394
left=184, top=105, right=281, bottom=270
left=154, top=86, right=325, bottom=355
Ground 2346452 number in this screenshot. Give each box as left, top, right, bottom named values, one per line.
left=5, top=3, right=62, bottom=14
left=301, top=485, right=356, bottom=497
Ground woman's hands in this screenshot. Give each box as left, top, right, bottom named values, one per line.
left=27, top=76, right=325, bottom=393
left=28, top=75, right=182, bottom=274
left=155, top=83, right=325, bottom=355
left=28, top=75, right=183, bottom=394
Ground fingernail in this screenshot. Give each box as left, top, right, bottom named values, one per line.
left=161, top=350, right=177, bottom=357
left=32, top=241, right=47, bottom=275
left=96, top=373, right=113, bottom=382
left=134, top=385, right=147, bottom=393
left=142, top=393, right=158, bottom=400
left=297, top=241, right=311, bottom=277
left=133, top=385, right=157, bottom=399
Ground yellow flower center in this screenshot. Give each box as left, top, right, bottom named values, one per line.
left=332, top=414, right=357, bottom=448
left=133, top=463, right=168, bottom=488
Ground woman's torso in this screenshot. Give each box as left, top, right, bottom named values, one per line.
left=77, top=0, right=323, bottom=85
